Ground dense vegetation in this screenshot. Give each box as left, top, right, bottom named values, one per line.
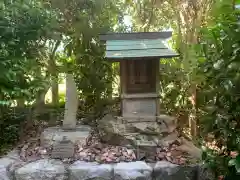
left=0, top=0, right=240, bottom=178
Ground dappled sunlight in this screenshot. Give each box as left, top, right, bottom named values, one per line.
left=45, top=83, right=66, bottom=104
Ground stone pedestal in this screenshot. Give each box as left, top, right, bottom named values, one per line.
left=40, top=125, right=91, bottom=148
left=122, top=93, right=159, bottom=118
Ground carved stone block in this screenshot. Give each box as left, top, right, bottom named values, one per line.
left=51, top=137, right=75, bottom=159
left=136, top=140, right=157, bottom=161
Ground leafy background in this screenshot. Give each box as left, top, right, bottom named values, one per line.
left=0, top=0, right=240, bottom=178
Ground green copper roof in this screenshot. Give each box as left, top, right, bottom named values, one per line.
left=106, top=39, right=166, bottom=50
left=100, top=32, right=179, bottom=59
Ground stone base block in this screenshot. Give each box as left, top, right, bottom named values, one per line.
left=153, top=161, right=197, bottom=180
left=0, top=152, right=214, bottom=180
left=69, top=161, right=113, bottom=180
left=15, top=159, right=67, bottom=180
left=114, top=161, right=153, bottom=180
left=0, top=166, right=10, bottom=180
left=40, top=125, right=91, bottom=148
left=0, top=158, right=16, bottom=169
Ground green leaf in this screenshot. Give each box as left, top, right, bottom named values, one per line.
left=228, top=159, right=236, bottom=166
left=233, top=155, right=240, bottom=173
left=202, top=150, right=207, bottom=160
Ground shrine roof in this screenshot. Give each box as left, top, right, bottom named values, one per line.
left=99, top=32, right=179, bottom=59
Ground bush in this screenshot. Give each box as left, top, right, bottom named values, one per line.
left=199, top=3, right=240, bottom=178
left=0, top=108, right=27, bottom=154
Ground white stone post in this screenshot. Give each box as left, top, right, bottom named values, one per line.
left=63, top=73, right=78, bottom=129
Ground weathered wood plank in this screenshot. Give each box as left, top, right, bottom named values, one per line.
left=121, top=93, right=160, bottom=99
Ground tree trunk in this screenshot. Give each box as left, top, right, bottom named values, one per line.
left=189, top=85, right=198, bottom=137
left=17, top=99, right=25, bottom=108
left=35, top=91, right=47, bottom=113
left=0, top=93, right=4, bottom=117
left=51, top=72, right=59, bottom=107
left=33, top=85, right=50, bottom=118
left=49, top=40, right=61, bottom=107
left=171, top=0, right=214, bottom=138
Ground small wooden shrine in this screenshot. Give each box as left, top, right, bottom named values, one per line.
left=100, top=32, right=178, bottom=122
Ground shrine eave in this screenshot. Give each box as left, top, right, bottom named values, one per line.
left=100, top=32, right=179, bottom=59
left=99, top=31, right=172, bottom=41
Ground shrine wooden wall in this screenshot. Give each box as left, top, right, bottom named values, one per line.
left=120, top=59, right=160, bottom=118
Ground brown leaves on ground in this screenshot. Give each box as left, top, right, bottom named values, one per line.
left=18, top=129, right=200, bottom=165
left=18, top=140, right=50, bottom=162
left=75, top=143, right=136, bottom=163
left=156, top=141, right=189, bottom=165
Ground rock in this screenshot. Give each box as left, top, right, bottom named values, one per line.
left=158, top=132, right=179, bottom=147
left=40, top=125, right=91, bottom=148
left=15, top=159, right=67, bottom=180
left=0, top=166, right=10, bottom=180
left=114, top=161, right=152, bottom=180
left=197, top=164, right=215, bottom=180
left=132, top=122, right=167, bottom=135
left=0, top=158, right=16, bottom=169
left=98, top=114, right=126, bottom=135
left=158, top=115, right=176, bottom=125
left=153, top=161, right=197, bottom=180
left=0, top=152, right=24, bottom=180
left=0, top=155, right=24, bottom=180
left=8, top=162, right=26, bottom=180
left=6, top=150, right=21, bottom=161
left=98, top=115, right=135, bottom=146
left=176, top=137, right=201, bottom=159
left=101, top=133, right=135, bottom=146
left=157, top=115, right=177, bottom=133
left=69, top=161, right=113, bottom=180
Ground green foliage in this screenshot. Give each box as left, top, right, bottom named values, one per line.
left=0, top=0, right=58, bottom=152
left=124, top=0, right=174, bottom=31
left=52, top=0, right=124, bottom=120
left=228, top=154, right=240, bottom=173
left=0, top=108, right=27, bottom=154
left=0, top=0, right=58, bottom=105
left=2, top=4, right=240, bottom=178
left=198, top=2, right=240, bottom=177
left=59, top=91, right=65, bottom=105
left=159, top=58, right=189, bottom=115
left=0, top=0, right=125, bottom=153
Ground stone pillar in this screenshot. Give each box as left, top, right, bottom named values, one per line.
left=63, top=73, right=78, bottom=129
